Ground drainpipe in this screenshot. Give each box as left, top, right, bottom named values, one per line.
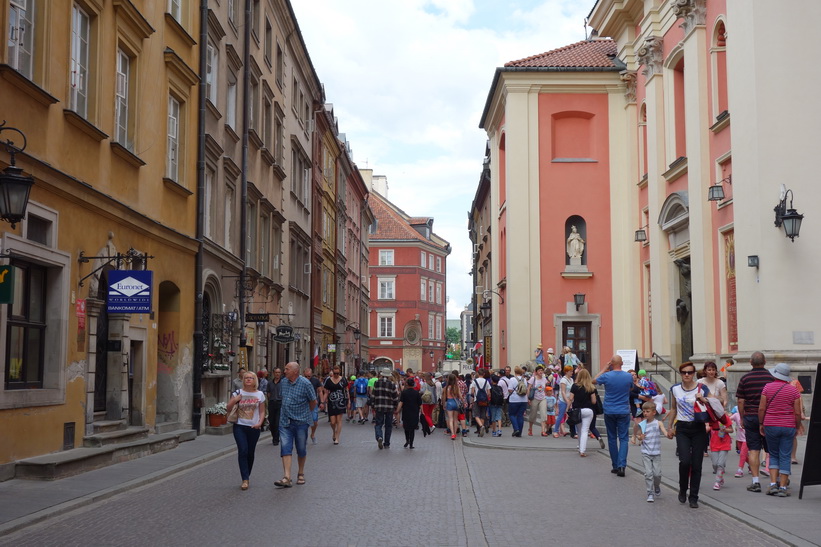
left=239, top=0, right=251, bottom=347
left=192, top=0, right=209, bottom=433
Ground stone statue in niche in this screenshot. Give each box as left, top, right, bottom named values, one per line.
left=566, top=225, right=585, bottom=260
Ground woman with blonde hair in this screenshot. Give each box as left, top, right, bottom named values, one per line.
left=567, top=368, right=600, bottom=456
left=227, top=371, right=266, bottom=490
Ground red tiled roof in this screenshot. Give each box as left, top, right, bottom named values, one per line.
left=505, top=39, right=618, bottom=69
left=370, top=194, right=448, bottom=251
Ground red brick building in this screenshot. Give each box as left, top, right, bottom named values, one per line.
left=368, top=191, right=451, bottom=374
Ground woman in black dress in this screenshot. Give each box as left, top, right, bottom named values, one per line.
left=396, top=378, right=423, bottom=448
left=321, top=365, right=348, bottom=445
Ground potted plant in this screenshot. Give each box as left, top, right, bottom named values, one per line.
left=206, top=401, right=228, bottom=426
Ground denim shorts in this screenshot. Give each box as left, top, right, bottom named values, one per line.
left=488, top=406, right=502, bottom=422
left=446, top=398, right=458, bottom=412
left=311, top=407, right=319, bottom=423
left=280, top=422, right=309, bottom=458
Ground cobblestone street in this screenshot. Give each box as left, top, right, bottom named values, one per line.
left=0, top=419, right=792, bottom=547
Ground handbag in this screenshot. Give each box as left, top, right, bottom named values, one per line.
left=567, top=407, right=582, bottom=426
left=527, top=379, right=537, bottom=401
left=593, top=389, right=603, bottom=415
left=227, top=390, right=240, bottom=423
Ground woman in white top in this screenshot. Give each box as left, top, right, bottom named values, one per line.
left=508, top=366, right=529, bottom=437
left=698, top=361, right=727, bottom=408
left=228, top=371, right=267, bottom=491
left=470, top=369, right=491, bottom=437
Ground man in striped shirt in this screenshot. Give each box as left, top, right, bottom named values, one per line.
left=735, top=351, right=774, bottom=493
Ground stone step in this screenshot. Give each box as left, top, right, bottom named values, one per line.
left=204, top=423, right=233, bottom=436
left=154, top=421, right=182, bottom=434
left=15, top=430, right=197, bottom=481
left=83, top=426, right=149, bottom=448
left=92, top=419, right=127, bottom=434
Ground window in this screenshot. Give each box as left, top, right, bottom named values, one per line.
left=114, top=48, right=132, bottom=149
left=70, top=4, right=90, bottom=117
left=420, top=251, right=426, bottom=268
left=275, top=43, right=284, bottom=86
left=263, top=97, right=272, bottom=147
left=291, top=148, right=309, bottom=204
left=322, top=267, right=330, bottom=305
left=166, top=95, right=180, bottom=181
left=250, top=0, right=259, bottom=38
left=428, top=281, right=434, bottom=302
left=428, top=314, right=434, bottom=339
left=420, top=279, right=426, bottom=300
left=274, top=106, right=284, bottom=163
left=436, top=257, right=442, bottom=273
left=260, top=212, right=270, bottom=277
left=429, top=254, right=434, bottom=270
left=226, top=73, right=237, bottom=129
left=224, top=184, right=234, bottom=250
left=436, top=316, right=442, bottom=340
left=379, top=314, right=395, bottom=338
left=264, top=18, right=272, bottom=65
left=247, top=200, right=257, bottom=269
left=379, top=250, right=394, bottom=266
left=167, top=0, right=181, bottom=22
left=8, top=0, right=35, bottom=78
left=435, top=283, right=441, bottom=305
left=205, top=40, right=217, bottom=104
left=5, top=261, right=46, bottom=389
left=271, top=222, right=281, bottom=277
left=249, top=78, right=259, bottom=131
left=378, top=278, right=394, bottom=300
left=228, top=0, right=237, bottom=27
left=204, top=166, right=216, bottom=239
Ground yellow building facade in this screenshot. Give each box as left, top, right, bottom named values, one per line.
left=0, top=0, right=198, bottom=467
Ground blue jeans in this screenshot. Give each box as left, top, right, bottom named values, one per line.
left=280, top=422, right=309, bottom=458
left=765, top=426, right=796, bottom=476
left=508, top=402, right=527, bottom=433
left=232, top=424, right=261, bottom=480
left=604, top=413, right=630, bottom=469
left=374, top=411, right=393, bottom=446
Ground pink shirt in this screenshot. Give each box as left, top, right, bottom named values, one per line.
left=761, top=380, right=800, bottom=428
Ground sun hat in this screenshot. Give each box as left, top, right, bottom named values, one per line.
left=537, top=344, right=543, bottom=349
left=771, top=363, right=791, bottom=382
left=434, top=372, right=443, bottom=379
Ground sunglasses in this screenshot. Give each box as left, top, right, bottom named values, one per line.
left=681, top=370, right=696, bottom=375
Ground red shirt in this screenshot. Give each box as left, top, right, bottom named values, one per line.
left=761, top=380, right=800, bottom=428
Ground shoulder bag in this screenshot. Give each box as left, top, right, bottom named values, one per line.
left=527, top=378, right=537, bottom=401
left=592, top=389, right=603, bottom=415
left=227, top=390, right=240, bottom=423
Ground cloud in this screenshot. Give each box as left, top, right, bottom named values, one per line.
left=292, top=0, right=592, bottom=319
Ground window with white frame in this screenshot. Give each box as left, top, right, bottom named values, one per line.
left=70, top=4, right=90, bottom=117
left=435, top=283, right=441, bottom=305
left=227, top=0, right=237, bottom=27
left=249, top=77, right=259, bottom=131
left=420, top=278, right=426, bottom=300
left=428, top=281, right=434, bottom=302
left=436, top=316, right=442, bottom=340
left=114, top=48, right=132, bottom=149
left=206, top=39, right=217, bottom=104
left=420, top=251, right=426, bottom=268
left=379, top=249, right=394, bottom=266
left=247, top=200, right=257, bottom=269
left=378, top=278, right=395, bottom=300
left=166, top=95, right=180, bottom=181
left=429, top=254, right=434, bottom=270
left=168, top=0, right=181, bottom=22
left=224, top=184, right=234, bottom=250
left=260, top=211, right=270, bottom=278
left=428, top=314, right=434, bottom=339
left=379, top=313, right=395, bottom=338
left=436, top=257, right=442, bottom=273
left=8, top=0, right=35, bottom=79
left=264, top=18, right=272, bottom=65
left=226, top=73, right=237, bottom=129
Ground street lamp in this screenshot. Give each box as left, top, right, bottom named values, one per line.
left=774, top=188, right=804, bottom=242
left=0, top=121, right=34, bottom=229
left=429, top=350, right=434, bottom=371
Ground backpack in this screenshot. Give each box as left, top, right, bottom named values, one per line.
left=474, top=379, right=489, bottom=406
left=516, top=377, right=528, bottom=397
left=490, top=384, right=504, bottom=406
left=355, top=377, right=368, bottom=396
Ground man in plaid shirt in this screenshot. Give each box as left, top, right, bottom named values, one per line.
left=372, top=369, right=399, bottom=449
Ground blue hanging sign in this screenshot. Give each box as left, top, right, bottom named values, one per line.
left=107, top=270, right=153, bottom=313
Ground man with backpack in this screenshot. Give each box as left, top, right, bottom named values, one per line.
left=471, top=369, right=492, bottom=437
left=353, top=372, right=370, bottom=424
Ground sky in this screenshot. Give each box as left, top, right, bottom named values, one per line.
left=292, top=0, right=596, bottom=319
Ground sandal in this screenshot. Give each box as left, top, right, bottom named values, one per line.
left=274, top=477, right=292, bottom=488
left=541, top=432, right=549, bottom=437
left=296, top=473, right=306, bottom=485
left=553, top=433, right=559, bottom=438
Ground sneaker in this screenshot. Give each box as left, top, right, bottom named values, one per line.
left=311, top=436, right=317, bottom=445
left=776, top=488, right=790, bottom=497
left=654, top=488, right=661, bottom=497
left=377, top=437, right=384, bottom=449
left=747, top=483, right=762, bottom=493
left=646, top=494, right=654, bottom=503
left=598, top=437, right=606, bottom=449
left=766, top=484, right=779, bottom=496
left=713, top=481, right=721, bottom=491
left=478, top=428, right=484, bottom=437
left=430, top=425, right=436, bottom=434
left=734, top=469, right=744, bottom=478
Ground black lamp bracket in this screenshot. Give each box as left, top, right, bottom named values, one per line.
left=77, top=249, right=154, bottom=287
left=774, top=189, right=794, bottom=228
left=0, top=121, right=28, bottom=163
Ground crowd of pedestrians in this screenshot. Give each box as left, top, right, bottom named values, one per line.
left=225, top=350, right=808, bottom=509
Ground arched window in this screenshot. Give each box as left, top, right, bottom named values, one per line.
left=712, top=20, right=729, bottom=121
